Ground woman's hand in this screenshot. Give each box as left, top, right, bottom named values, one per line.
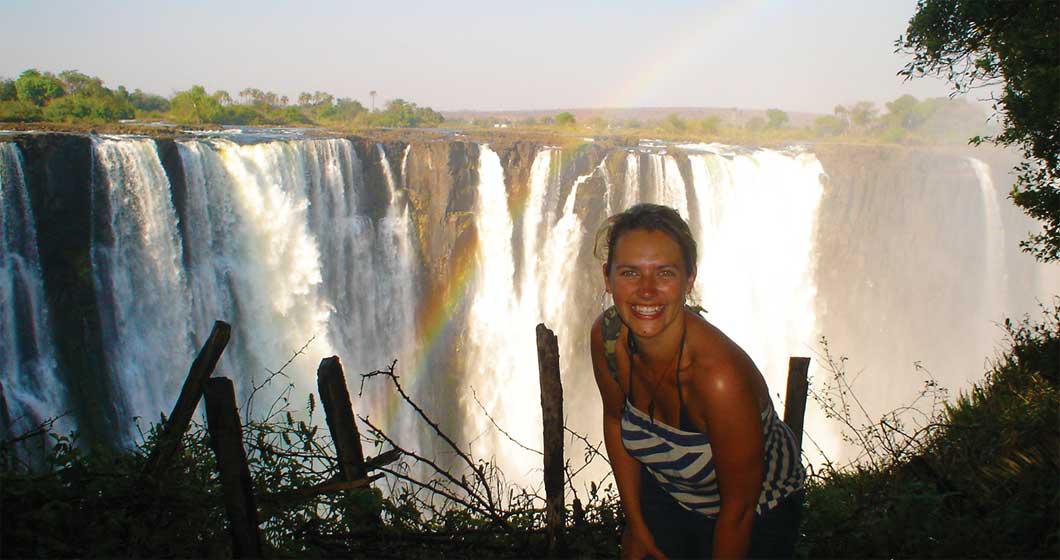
left=621, top=523, right=668, bottom=560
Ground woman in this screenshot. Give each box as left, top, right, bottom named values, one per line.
left=590, top=203, right=805, bottom=559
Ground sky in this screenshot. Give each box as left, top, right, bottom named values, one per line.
left=1, top=0, right=970, bottom=114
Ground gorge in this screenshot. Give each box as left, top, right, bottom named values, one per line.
left=1, top=129, right=1054, bottom=487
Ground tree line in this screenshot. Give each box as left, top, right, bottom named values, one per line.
left=458, top=95, right=989, bottom=145
left=0, top=69, right=444, bottom=128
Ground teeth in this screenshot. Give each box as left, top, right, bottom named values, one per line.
left=632, top=305, right=663, bottom=314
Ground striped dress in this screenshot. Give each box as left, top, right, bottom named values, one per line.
left=603, top=306, right=805, bottom=517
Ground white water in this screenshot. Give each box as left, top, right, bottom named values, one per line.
left=685, top=147, right=831, bottom=461
left=9, top=134, right=1056, bottom=489
left=968, top=157, right=1006, bottom=323
left=463, top=146, right=541, bottom=483
left=0, top=143, right=64, bottom=438
left=92, top=138, right=194, bottom=440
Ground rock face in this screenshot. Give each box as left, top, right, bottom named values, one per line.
left=15, top=133, right=114, bottom=443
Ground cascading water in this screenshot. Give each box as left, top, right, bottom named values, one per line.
left=7, top=132, right=1055, bottom=486
left=463, top=146, right=543, bottom=482
left=682, top=145, right=831, bottom=460
left=0, top=143, right=64, bottom=439
left=968, top=157, right=1006, bottom=321
left=92, top=138, right=195, bottom=442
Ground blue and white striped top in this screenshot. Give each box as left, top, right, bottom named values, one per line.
left=621, top=398, right=804, bottom=516
left=602, top=306, right=805, bottom=517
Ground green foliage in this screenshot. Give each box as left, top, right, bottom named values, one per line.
left=765, top=108, right=789, bottom=129
left=43, top=92, right=135, bottom=123
left=1, top=428, right=225, bottom=557
left=317, top=98, right=367, bottom=122
left=800, top=302, right=1060, bottom=558
left=662, top=113, right=687, bottom=132
left=169, top=85, right=224, bottom=124
left=698, top=115, right=721, bottom=134
left=126, top=88, right=170, bottom=113
left=899, top=0, right=1060, bottom=261
left=0, top=100, right=43, bottom=122
left=813, top=114, right=847, bottom=137
left=375, top=98, right=444, bottom=128
left=14, top=69, right=65, bottom=106
left=1, top=79, right=19, bottom=101
left=554, top=111, right=576, bottom=126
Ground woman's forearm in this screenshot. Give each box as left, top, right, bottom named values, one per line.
left=602, top=416, right=647, bottom=530
left=712, top=505, right=755, bottom=558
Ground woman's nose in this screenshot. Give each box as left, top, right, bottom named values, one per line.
left=637, top=275, right=657, bottom=297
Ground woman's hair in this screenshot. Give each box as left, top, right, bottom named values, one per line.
left=596, top=203, right=697, bottom=276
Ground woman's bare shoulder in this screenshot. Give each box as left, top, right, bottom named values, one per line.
left=683, top=311, right=761, bottom=393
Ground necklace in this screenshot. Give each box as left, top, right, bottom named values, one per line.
left=628, top=319, right=688, bottom=423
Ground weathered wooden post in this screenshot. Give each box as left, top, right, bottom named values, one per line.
left=144, top=321, right=231, bottom=478
left=784, top=357, right=811, bottom=454
left=316, top=356, right=367, bottom=482
left=205, top=377, right=263, bottom=559
left=536, top=323, right=565, bottom=557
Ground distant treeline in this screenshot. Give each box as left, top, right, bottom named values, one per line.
left=0, top=69, right=444, bottom=128
left=454, top=95, right=991, bottom=145
left=1, top=68, right=986, bottom=143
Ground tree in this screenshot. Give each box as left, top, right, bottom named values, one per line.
left=213, top=90, right=233, bottom=106
left=899, top=0, right=1060, bottom=261
left=765, top=108, right=789, bottom=129
left=128, top=89, right=170, bottom=113
left=170, top=85, right=223, bottom=124
left=0, top=79, right=17, bottom=101
left=14, top=69, right=64, bottom=106
left=884, top=94, right=923, bottom=129
left=848, top=101, right=878, bottom=131
left=699, top=116, right=721, bottom=134
left=554, top=112, right=575, bottom=126
left=813, top=115, right=848, bottom=137
left=663, top=113, right=686, bottom=132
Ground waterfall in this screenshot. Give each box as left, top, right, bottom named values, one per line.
left=967, top=157, right=1006, bottom=321
left=377, top=143, right=419, bottom=366
left=10, top=132, right=1055, bottom=480
left=684, top=147, right=831, bottom=460
left=92, top=138, right=194, bottom=441
left=176, top=138, right=349, bottom=417
left=0, top=143, right=64, bottom=438
left=463, top=146, right=540, bottom=481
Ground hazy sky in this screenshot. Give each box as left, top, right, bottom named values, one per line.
left=1, top=0, right=968, bottom=114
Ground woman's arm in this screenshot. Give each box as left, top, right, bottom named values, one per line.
left=590, top=319, right=667, bottom=560
left=694, top=360, right=765, bottom=559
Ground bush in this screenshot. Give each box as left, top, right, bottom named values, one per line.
left=0, top=100, right=43, bottom=122
left=800, top=301, right=1060, bottom=558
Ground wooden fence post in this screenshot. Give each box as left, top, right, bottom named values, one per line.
left=536, top=323, right=565, bottom=557
left=144, top=321, right=231, bottom=478
left=316, top=356, right=367, bottom=482
left=784, top=357, right=811, bottom=454
left=205, top=377, right=263, bottom=559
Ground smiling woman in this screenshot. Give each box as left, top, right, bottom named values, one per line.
left=591, top=203, right=806, bottom=559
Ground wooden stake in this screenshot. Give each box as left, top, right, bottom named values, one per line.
left=536, top=323, right=565, bottom=557
left=316, top=356, right=367, bottom=481
left=144, top=321, right=230, bottom=478
left=205, top=377, right=262, bottom=559
left=784, top=357, right=811, bottom=454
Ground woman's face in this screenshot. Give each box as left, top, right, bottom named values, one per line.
left=604, top=228, right=695, bottom=341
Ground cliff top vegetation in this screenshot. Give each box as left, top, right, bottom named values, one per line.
left=2, top=68, right=994, bottom=151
